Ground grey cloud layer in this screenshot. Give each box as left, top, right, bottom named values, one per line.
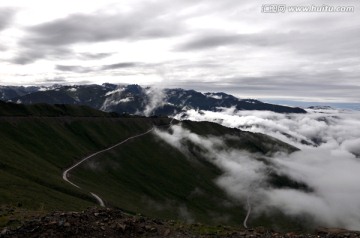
left=55, top=62, right=139, bottom=73
left=0, top=8, right=16, bottom=31
left=13, top=6, right=183, bottom=64
left=102, top=62, right=138, bottom=70
left=55, top=65, right=93, bottom=73
left=155, top=57, right=360, bottom=102
left=177, top=32, right=286, bottom=51
left=26, top=13, right=180, bottom=46
left=0, top=8, right=16, bottom=51
left=78, top=52, right=113, bottom=60
left=178, top=28, right=360, bottom=60
left=12, top=47, right=73, bottom=65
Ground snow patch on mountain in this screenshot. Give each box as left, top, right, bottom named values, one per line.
left=243, top=100, right=258, bottom=104
left=67, top=88, right=77, bottom=92
left=119, top=97, right=133, bottom=103
left=105, top=87, right=125, bottom=96
left=206, top=93, right=222, bottom=100
left=38, top=87, right=50, bottom=92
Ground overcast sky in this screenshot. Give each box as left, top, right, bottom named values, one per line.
left=0, top=0, right=359, bottom=102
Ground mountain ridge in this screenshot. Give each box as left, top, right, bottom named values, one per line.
left=1, top=84, right=306, bottom=115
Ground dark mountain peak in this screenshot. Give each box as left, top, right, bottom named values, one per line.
left=204, top=92, right=238, bottom=100
left=124, top=84, right=144, bottom=94
left=101, top=83, right=117, bottom=90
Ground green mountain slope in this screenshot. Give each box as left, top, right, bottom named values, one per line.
left=69, top=120, right=305, bottom=229
left=0, top=115, right=161, bottom=211
left=0, top=102, right=306, bottom=230
left=0, top=100, right=110, bottom=117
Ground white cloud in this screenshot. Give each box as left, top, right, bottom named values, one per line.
left=341, top=138, right=360, bottom=156
left=105, top=87, right=125, bottom=96
left=143, top=87, right=166, bottom=116
left=154, top=124, right=268, bottom=200
left=266, top=148, right=360, bottom=229
left=100, top=85, right=126, bottom=111
left=159, top=108, right=360, bottom=229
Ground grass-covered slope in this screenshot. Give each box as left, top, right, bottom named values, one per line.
left=0, top=100, right=110, bottom=117
left=0, top=107, right=164, bottom=211
left=69, top=120, right=304, bottom=230
left=0, top=102, right=305, bottom=230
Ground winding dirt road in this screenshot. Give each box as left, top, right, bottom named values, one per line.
left=62, top=127, right=154, bottom=207
left=243, top=194, right=252, bottom=229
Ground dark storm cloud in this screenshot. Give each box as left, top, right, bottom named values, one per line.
left=0, top=8, right=16, bottom=31
left=56, top=62, right=139, bottom=73
left=78, top=52, right=113, bottom=60
left=12, top=47, right=73, bottom=65
left=56, top=65, right=94, bottom=73
left=101, top=62, right=138, bottom=70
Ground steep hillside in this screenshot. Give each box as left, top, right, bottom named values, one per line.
left=0, top=106, right=164, bottom=212
left=0, top=102, right=307, bottom=231
left=0, top=100, right=110, bottom=117
left=65, top=120, right=306, bottom=230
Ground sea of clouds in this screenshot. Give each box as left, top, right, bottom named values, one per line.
left=154, top=107, right=360, bottom=229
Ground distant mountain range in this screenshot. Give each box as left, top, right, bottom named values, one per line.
left=1, top=84, right=306, bottom=115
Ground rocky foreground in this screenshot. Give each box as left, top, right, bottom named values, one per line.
left=1, top=207, right=359, bottom=238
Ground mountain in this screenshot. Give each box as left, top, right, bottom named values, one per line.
left=0, top=102, right=309, bottom=231
left=0, top=85, right=60, bottom=101
left=2, top=84, right=306, bottom=115
left=0, top=100, right=111, bottom=117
